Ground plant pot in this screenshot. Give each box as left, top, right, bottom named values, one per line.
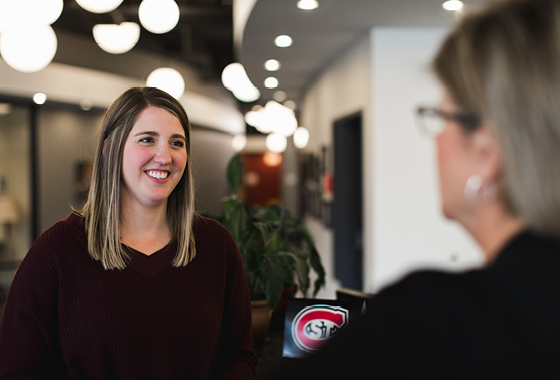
left=251, top=299, right=271, bottom=343
left=270, top=285, right=298, bottom=331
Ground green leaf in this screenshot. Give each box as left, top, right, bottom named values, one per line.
left=226, top=153, right=243, bottom=197
left=278, top=250, right=310, bottom=294
left=260, top=255, right=285, bottom=309
left=222, top=198, right=247, bottom=243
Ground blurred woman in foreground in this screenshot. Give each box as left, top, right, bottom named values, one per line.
left=274, top=0, right=560, bottom=378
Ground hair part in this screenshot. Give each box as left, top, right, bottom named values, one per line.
left=432, top=0, right=560, bottom=238
left=79, top=87, right=196, bottom=269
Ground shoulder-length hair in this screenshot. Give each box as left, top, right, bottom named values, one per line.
left=432, top=0, right=560, bottom=238
left=80, top=87, right=196, bottom=270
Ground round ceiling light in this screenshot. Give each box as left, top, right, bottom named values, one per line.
left=33, top=93, right=47, bottom=105
left=0, top=25, right=57, bottom=72
left=75, top=0, right=123, bottom=14
left=93, top=22, right=140, bottom=54
left=275, top=35, right=292, bottom=47
left=297, top=0, right=319, bottom=10
left=442, top=0, right=463, bottom=11
left=264, top=77, right=278, bottom=89
left=264, top=59, right=281, bottom=71
left=139, top=0, right=180, bottom=34
left=146, top=67, right=185, bottom=99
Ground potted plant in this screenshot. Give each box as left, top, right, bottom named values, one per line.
left=207, top=154, right=326, bottom=340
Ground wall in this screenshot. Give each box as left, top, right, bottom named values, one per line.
left=370, top=28, right=482, bottom=293
left=299, top=32, right=373, bottom=299
left=37, top=107, right=102, bottom=233
left=0, top=106, right=32, bottom=261
left=299, top=27, right=484, bottom=298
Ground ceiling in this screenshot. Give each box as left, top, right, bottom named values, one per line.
left=51, top=0, right=488, bottom=110
left=52, top=0, right=234, bottom=82
left=240, top=0, right=487, bottom=108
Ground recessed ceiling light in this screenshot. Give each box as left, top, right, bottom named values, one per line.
left=275, top=35, right=292, bottom=47
left=284, top=100, right=296, bottom=110
left=442, top=0, right=463, bottom=11
left=33, top=93, right=47, bottom=105
left=265, top=77, right=279, bottom=89
left=297, top=0, right=318, bottom=10
left=273, top=90, right=287, bottom=102
left=265, top=59, right=281, bottom=71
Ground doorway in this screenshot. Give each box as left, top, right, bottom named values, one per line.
left=333, top=112, right=363, bottom=290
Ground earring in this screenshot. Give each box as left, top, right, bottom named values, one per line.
left=464, top=175, right=497, bottom=206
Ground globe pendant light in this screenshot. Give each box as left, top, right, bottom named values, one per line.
left=75, top=0, right=123, bottom=14
left=139, top=0, right=180, bottom=34
left=0, top=25, right=57, bottom=73
left=146, top=67, right=185, bottom=99
left=93, top=22, right=140, bottom=54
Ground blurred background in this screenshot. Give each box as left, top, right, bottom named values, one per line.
left=0, top=0, right=489, bottom=305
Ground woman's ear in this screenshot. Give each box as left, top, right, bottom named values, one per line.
left=471, top=126, right=503, bottom=184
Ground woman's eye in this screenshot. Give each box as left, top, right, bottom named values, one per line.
left=139, top=137, right=154, bottom=143
left=172, top=140, right=185, bottom=148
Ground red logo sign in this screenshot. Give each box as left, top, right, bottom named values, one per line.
left=291, top=304, right=349, bottom=352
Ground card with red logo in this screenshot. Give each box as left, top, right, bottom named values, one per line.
left=282, top=298, right=364, bottom=358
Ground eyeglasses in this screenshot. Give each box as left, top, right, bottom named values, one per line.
left=416, top=106, right=481, bottom=137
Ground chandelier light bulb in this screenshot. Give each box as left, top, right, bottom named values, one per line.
left=0, top=25, right=57, bottom=72
left=139, top=0, right=180, bottom=34
left=75, top=0, right=123, bottom=14
left=93, top=22, right=140, bottom=54
left=146, top=67, right=185, bottom=99
left=0, top=0, right=63, bottom=31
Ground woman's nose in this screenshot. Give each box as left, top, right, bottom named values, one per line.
left=154, top=144, right=172, bottom=164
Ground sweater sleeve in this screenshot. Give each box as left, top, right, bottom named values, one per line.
left=214, top=228, right=257, bottom=379
left=0, top=228, right=67, bottom=379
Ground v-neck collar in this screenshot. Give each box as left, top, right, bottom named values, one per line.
left=124, top=243, right=177, bottom=277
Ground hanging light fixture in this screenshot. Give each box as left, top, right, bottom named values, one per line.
left=0, top=0, right=63, bottom=30
left=221, top=62, right=260, bottom=102
left=146, top=67, right=185, bottom=99
left=93, top=22, right=140, bottom=54
left=138, top=0, right=180, bottom=34
left=231, top=134, right=247, bottom=152
left=0, top=25, right=57, bottom=73
left=75, top=0, right=123, bottom=14
left=266, top=133, right=288, bottom=153
left=293, top=127, right=310, bottom=149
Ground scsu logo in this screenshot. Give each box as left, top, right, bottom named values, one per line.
left=291, top=304, right=349, bottom=353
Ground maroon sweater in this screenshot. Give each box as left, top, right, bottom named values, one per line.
left=0, top=213, right=256, bottom=379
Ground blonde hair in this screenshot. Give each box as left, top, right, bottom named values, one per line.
left=80, top=87, right=196, bottom=269
left=433, top=0, right=560, bottom=238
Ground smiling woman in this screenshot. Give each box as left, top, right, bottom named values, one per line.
left=0, top=87, right=257, bottom=379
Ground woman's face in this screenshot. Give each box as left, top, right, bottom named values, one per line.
left=120, top=106, right=187, bottom=210
left=435, top=92, right=478, bottom=222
